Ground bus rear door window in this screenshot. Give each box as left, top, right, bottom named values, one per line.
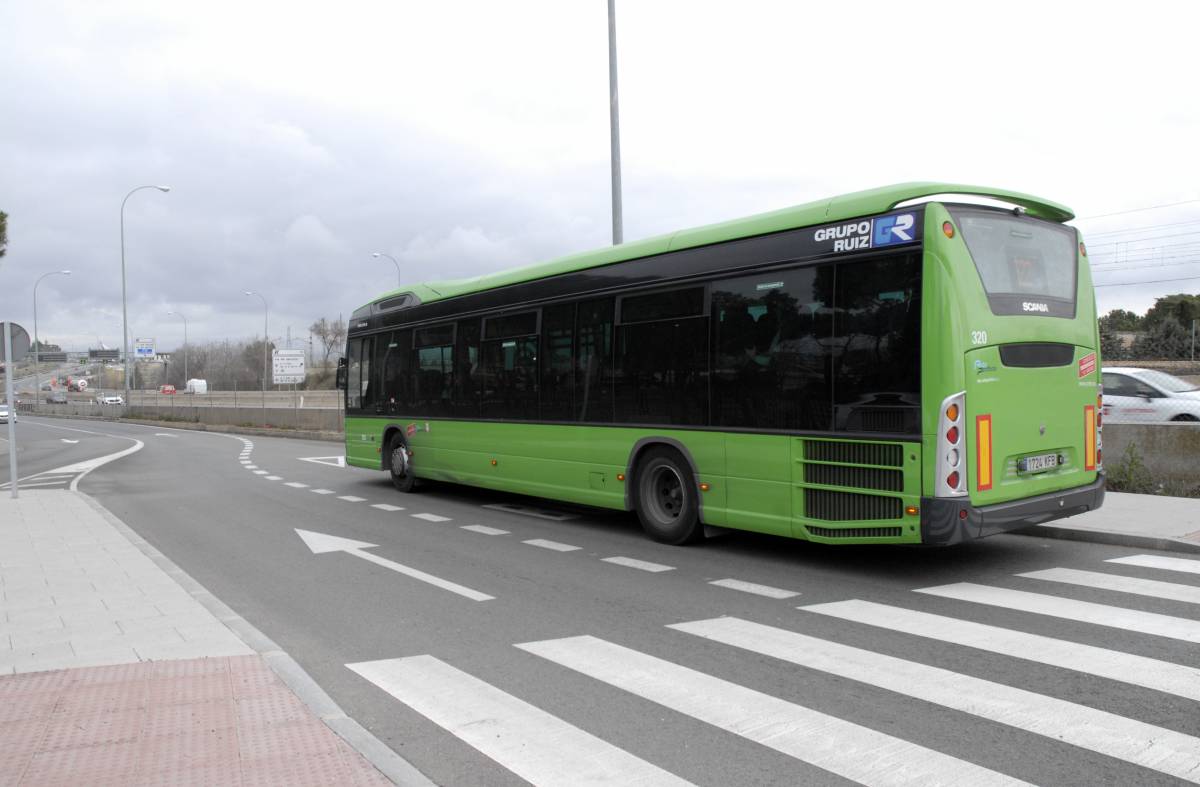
left=576, top=298, right=614, bottom=422
left=541, top=304, right=575, bottom=421
left=616, top=316, right=708, bottom=426
left=454, top=319, right=480, bottom=417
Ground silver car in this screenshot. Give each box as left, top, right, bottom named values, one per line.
left=1100, top=367, right=1200, bottom=423
left=0, top=401, right=15, bottom=424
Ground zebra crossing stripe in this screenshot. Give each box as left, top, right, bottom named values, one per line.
left=670, top=616, right=1200, bottom=783
left=1019, top=567, right=1200, bottom=605
left=801, top=599, right=1200, bottom=701
left=915, top=583, right=1200, bottom=643
left=346, top=655, right=692, bottom=787
left=1107, top=554, right=1200, bottom=576
left=517, top=635, right=1029, bottom=787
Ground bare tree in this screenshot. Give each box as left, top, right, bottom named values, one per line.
left=309, top=316, right=347, bottom=368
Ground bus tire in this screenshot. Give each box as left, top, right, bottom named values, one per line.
left=634, top=447, right=703, bottom=545
left=387, top=436, right=419, bottom=493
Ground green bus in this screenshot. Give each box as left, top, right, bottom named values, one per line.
left=339, top=182, right=1104, bottom=546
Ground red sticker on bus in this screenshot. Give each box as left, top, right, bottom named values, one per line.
left=1078, top=353, right=1096, bottom=378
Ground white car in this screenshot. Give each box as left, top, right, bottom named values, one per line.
left=0, top=402, right=15, bottom=423
left=1100, top=367, right=1200, bottom=423
left=94, top=394, right=125, bottom=406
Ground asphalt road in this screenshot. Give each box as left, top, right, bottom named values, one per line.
left=4, top=415, right=1199, bottom=786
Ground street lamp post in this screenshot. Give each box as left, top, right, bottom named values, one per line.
left=372, top=252, right=402, bottom=288
left=33, top=269, right=71, bottom=409
left=244, top=291, right=268, bottom=392
left=167, top=310, right=188, bottom=384
left=121, top=184, right=170, bottom=403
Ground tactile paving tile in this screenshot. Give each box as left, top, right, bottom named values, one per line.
left=0, top=717, right=48, bottom=775
left=135, top=761, right=244, bottom=786
left=234, top=691, right=310, bottom=728
left=230, top=669, right=279, bottom=699
left=40, top=707, right=145, bottom=751
left=0, top=669, right=70, bottom=696
left=143, top=700, right=237, bottom=738
left=150, top=657, right=231, bottom=680
left=21, top=738, right=142, bottom=785
left=0, top=690, right=60, bottom=723
left=146, top=673, right=232, bottom=706
left=138, top=726, right=240, bottom=771
left=227, top=654, right=268, bottom=674
left=240, top=751, right=354, bottom=787
left=52, top=679, right=148, bottom=717
left=238, top=718, right=340, bottom=762
left=337, top=739, right=394, bottom=787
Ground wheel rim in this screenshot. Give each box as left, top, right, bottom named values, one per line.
left=391, top=445, right=409, bottom=479
left=646, top=465, right=685, bottom=523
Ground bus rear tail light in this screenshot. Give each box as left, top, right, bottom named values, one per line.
left=1091, top=383, right=1103, bottom=471
left=936, top=392, right=967, bottom=498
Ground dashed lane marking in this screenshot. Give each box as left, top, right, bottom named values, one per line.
left=338, top=496, right=366, bottom=502
left=372, top=504, right=405, bottom=512
left=284, top=482, right=310, bottom=489
left=602, top=557, right=675, bottom=573
left=310, top=489, right=336, bottom=495
left=412, top=513, right=451, bottom=522
left=523, top=539, right=581, bottom=552
left=709, top=579, right=799, bottom=599
left=461, top=525, right=509, bottom=536
left=253, top=470, right=268, bottom=475
left=265, top=476, right=282, bottom=481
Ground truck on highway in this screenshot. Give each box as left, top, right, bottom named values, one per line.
left=185, top=379, right=208, bottom=394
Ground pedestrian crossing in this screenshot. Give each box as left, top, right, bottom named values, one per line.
left=348, top=552, right=1200, bottom=785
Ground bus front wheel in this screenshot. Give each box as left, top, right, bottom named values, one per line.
left=388, top=436, right=419, bottom=493
left=634, top=448, right=703, bottom=545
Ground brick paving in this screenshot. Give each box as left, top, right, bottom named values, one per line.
left=0, top=654, right=391, bottom=786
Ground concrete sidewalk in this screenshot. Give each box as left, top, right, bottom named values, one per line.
left=1020, top=490, right=1200, bottom=554
left=0, top=490, right=407, bottom=785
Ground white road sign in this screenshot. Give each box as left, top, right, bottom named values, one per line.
left=273, top=349, right=306, bottom=384
left=134, top=338, right=155, bottom=358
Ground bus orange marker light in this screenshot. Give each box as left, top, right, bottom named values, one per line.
left=942, top=221, right=955, bottom=239
left=976, top=414, right=993, bottom=491
left=699, top=483, right=711, bottom=492
left=490, top=459, right=497, bottom=466
left=905, top=505, right=919, bottom=516
left=1079, top=241, right=1087, bottom=257
left=946, top=403, right=959, bottom=422
left=616, top=473, right=625, bottom=482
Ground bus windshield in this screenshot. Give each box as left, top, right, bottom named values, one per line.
left=950, top=208, right=1077, bottom=317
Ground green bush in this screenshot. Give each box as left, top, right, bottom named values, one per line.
left=1105, top=443, right=1156, bottom=494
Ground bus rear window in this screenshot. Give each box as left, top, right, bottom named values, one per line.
left=950, top=208, right=1077, bottom=317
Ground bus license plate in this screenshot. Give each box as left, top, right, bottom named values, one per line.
left=1018, top=453, right=1057, bottom=474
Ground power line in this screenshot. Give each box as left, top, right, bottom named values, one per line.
left=1085, top=218, right=1200, bottom=238
left=1076, top=199, right=1200, bottom=222
left=1094, top=275, right=1200, bottom=288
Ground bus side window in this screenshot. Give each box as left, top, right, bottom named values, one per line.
left=346, top=338, right=363, bottom=411
left=380, top=330, right=411, bottom=414
left=454, top=319, right=481, bottom=417
left=541, top=304, right=575, bottom=421
left=575, top=297, right=614, bottom=422
left=359, top=337, right=374, bottom=411
left=615, top=287, right=708, bottom=426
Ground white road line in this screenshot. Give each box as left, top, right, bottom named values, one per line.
left=347, top=655, right=691, bottom=787
left=26, top=474, right=76, bottom=481
left=240, top=460, right=251, bottom=465
left=709, top=579, right=799, bottom=599
left=412, top=513, right=451, bottom=522
left=1020, top=567, right=1200, bottom=605
left=265, top=475, right=282, bottom=481
left=601, top=556, right=674, bottom=573
left=372, top=504, right=405, bottom=512
left=1107, top=554, right=1200, bottom=576
left=915, top=583, right=1200, bottom=643
left=523, top=539, right=581, bottom=552
left=14, top=421, right=145, bottom=491
left=310, top=489, right=336, bottom=495
left=517, top=636, right=1027, bottom=787
left=244, top=465, right=258, bottom=469
left=284, top=482, right=309, bottom=489
left=338, top=496, right=366, bottom=502
left=462, top=525, right=509, bottom=535
left=671, top=617, right=1200, bottom=784
left=1, top=479, right=68, bottom=489
left=802, top=599, right=1200, bottom=702
left=253, top=470, right=269, bottom=475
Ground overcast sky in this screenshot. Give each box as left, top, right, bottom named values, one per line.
left=2, top=1, right=1198, bottom=353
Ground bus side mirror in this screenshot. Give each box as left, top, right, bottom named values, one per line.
left=335, top=358, right=348, bottom=390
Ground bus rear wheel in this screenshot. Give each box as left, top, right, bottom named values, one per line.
left=634, top=448, right=703, bottom=545
left=388, top=436, right=419, bottom=493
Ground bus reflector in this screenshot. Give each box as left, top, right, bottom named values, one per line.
left=1084, top=406, right=1097, bottom=470
left=976, top=415, right=993, bottom=491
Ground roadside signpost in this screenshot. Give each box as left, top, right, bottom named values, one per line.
left=2, top=321, right=31, bottom=498
left=272, top=349, right=306, bottom=384
left=134, top=338, right=155, bottom=358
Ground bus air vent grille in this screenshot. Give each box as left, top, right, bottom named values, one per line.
left=805, top=489, right=903, bottom=521
left=805, top=464, right=903, bottom=492
left=806, top=525, right=902, bottom=537
left=805, top=440, right=903, bottom=467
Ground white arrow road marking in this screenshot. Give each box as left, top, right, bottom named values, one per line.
left=299, top=455, right=345, bottom=467
left=60, top=439, right=80, bottom=444
left=295, top=529, right=494, bottom=601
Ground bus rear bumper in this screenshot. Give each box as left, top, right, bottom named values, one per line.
left=920, top=473, right=1106, bottom=546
